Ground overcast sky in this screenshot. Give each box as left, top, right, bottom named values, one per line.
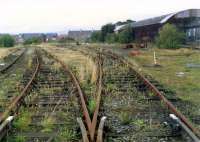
left=0, top=0, right=200, bottom=34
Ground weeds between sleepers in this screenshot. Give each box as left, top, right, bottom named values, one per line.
left=0, top=49, right=34, bottom=118
left=60, top=46, right=188, bottom=141
left=83, top=48, right=193, bottom=142
left=3, top=49, right=82, bottom=142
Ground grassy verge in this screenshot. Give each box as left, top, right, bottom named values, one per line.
left=128, top=48, right=200, bottom=105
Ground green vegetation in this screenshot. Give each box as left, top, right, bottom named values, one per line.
left=90, top=31, right=102, bottom=42
left=56, top=128, right=77, bottom=141
left=91, top=23, right=116, bottom=42
left=101, top=23, right=116, bottom=42
left=13, top=109, right=31, bottom=131
left=91, top=23, right=134, bottom=43
left=58, top=37, right=75, bottom=43
left=106, top=83, right=118, bottom=93
left=156, top=23, right=185, bottom=49
left=132, top=119, right=146, bottom=130
left=15, top=136, right=26, bottom=142
left=115, top=19, right=134, bottom=26
left=88, top=99, right=96, bottom=115
left=117, top=25, right=134, bottom=43
left=119, top=112, right=132, bottom=125
left=41, top=116, right=55, bottom=132
left=0, top=34, right=15, bottom=47
left=105, top=33, right=119, bottom=43
left=24, top=37, right=43, bottom=45
left=129, top=48, right=200, bottom=105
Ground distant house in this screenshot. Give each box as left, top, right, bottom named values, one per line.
left=14, top=34, right=24, bottom=43
left=21, top=33, right=44, bottom=40
left=68, top=30, right=95, bottom=41
left=119, top=9, right=200, bottom=43
left=45, top=33, right=58, bottom=41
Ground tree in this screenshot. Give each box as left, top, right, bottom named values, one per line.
left=118, top=25, right=134, bottom=43
left=126, top=19, right=134, bottom=23
left=115, top=19, right=135, bottom=26
left=0, top=34, right=15, bottom=47
left=90, top=31, right=102, bottom=42
left=156, top=24, right=185, bottom=49
left=101, top=23, right=115, bottom=42
left=105, top=33, right=118, bottom=43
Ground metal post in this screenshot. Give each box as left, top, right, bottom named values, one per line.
left=154, top=51, right=157, bottom=65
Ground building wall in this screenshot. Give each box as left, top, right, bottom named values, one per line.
left=169, top=17, right=200, bottom=42
left=68, top=31, right=93, bottom=41
left=134, top=17, right=200, bottom=43
left=134, top=24, right=161, bottom=41
left=132, top=9, right=200, bottom=43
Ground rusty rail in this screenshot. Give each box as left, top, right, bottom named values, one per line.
left=0, top=48, right=26, bottom=73
left=43, top=49, right=105, bottom=142
left=61, top=46, right=200, bottom=140
left=104, top=49, right=200, bottom=139
left=0, top=49, right=40, bottom=123
left=0, top=49, right=40, bottom=140
left=90, top=52, right=103, bottom=141
left=42, top=50, right=92, bottom=133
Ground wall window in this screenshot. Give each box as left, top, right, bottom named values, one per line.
left=186, top=28, right=200, bottom=41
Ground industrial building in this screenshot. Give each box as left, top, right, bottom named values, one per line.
left=120, top=9, right=200, bottom=43
left=68, top=30, right=95, bottom=41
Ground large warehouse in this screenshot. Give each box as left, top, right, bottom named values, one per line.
left=121, top=9, right=200, bottom=43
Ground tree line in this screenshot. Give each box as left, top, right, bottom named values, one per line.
left=90, top=20, right=135, bottom=44
left=0, top=34, right=15, bottom=47
left=90, top=22, right=185, bottom=49
left=0, top=22, right=185, bottom=49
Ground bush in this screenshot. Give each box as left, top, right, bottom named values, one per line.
left=88, top=99, right=96, bottom=115
left=156, top=24, right=185, bottom=49
left=15, top=136, right=25, bottom=142
left=90, top=22, right=134, bottom=44
left=105, top=33, right=119, bottom=43
left=13, top=110, right=31, bottom=131
left=24, top=37, right=43, bottom=45
left=117, top=25, right=134, bottom=43
left=101, top=23, right=115, bottom=42
left=0, top=34, right=15, bottom=47
left=90, top=31, right=102, bottom=42
left=90, top=23, right=115, bottom=42
left=58, top=37, right=75, bottom=43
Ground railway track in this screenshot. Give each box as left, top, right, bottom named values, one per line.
left=1, top=45, right=199, bottom=142
left=64, top=46, right=199, bottom=141
left=0, top=48, right=26, bottom=74
left=0, top=49, right=86, bottom=142
left=100, top=49, right=200, bottom=141
left=0, top=48, right=32, bottom=121
left=0, top=48, right=39, bottom=140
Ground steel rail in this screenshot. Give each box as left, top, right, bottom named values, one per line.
left=0, top=48, right=26, bottom=73
left=104, top=49, right=200, bottom=140
left=0, top=49, right=40, bottom=140
left=0, top=49, right=40, bottom=123
left=90, top=52, right=103, bottom=141
left=43, top=49, right=106, bottom=142
left=65, top=46, right=200, bottom=141
left=42, top=50, right=93, bottom=135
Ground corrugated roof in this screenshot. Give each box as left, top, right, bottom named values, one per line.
left=117, top=9, right=200, bottom=31
left=130, top=14, right=172, bottom=28
left=130, top=9, right=200, bottom=28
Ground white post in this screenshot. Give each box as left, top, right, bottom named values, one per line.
left=154, top=51, right=157, bottom=65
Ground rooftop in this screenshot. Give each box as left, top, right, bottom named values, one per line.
left=120, top=9, right=200, bottom=30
